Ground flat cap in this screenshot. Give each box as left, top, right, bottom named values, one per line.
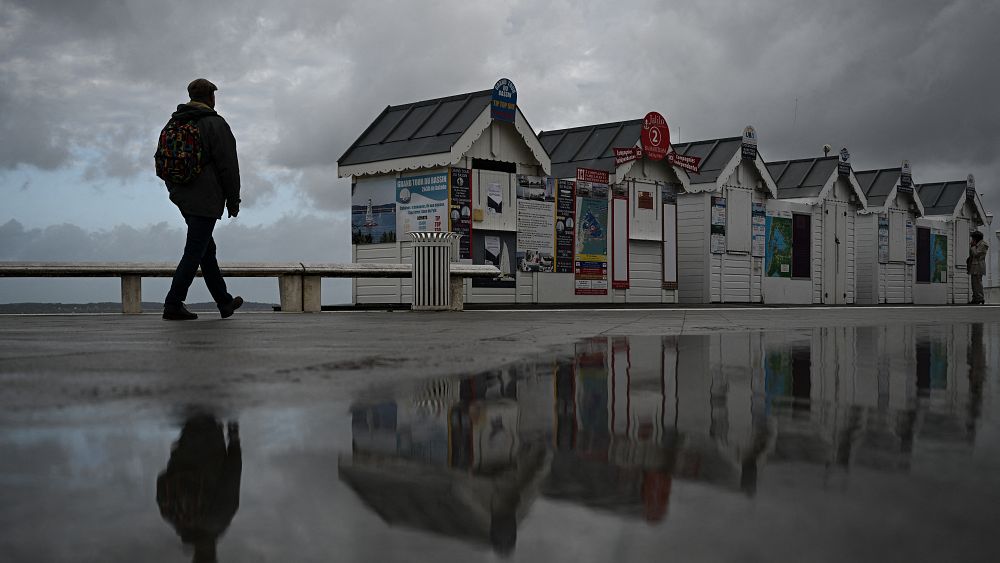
left=187, top=78, right=218, bottom=100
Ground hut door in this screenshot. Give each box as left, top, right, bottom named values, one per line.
left=823, top=202, right=849, bottom=304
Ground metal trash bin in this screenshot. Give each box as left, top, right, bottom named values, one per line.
left=409, top=231, right=459, bottom=311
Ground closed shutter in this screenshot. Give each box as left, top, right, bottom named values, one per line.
left=727, top=188, right=752, bottom=253
left=889, top=210, right=906, bottom=262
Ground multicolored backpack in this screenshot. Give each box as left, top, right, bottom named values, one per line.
left=154, top=118, right=203, bottom=184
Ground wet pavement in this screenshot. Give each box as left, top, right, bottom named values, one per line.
left=1, top=309, right=999, bottom=562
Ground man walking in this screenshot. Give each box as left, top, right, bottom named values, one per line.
left=156, top=78, right=243, bottom=320
left=967, top=231, right=989, bottom=304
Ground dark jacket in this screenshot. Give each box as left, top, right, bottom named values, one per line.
left=967, top=240, right=988, bottom=276
left=163, top=103, right=241, bottom=219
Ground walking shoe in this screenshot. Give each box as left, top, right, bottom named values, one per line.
left=163, top=303, right=198, bottom=320
left=219, top=296, right=244, bottom=319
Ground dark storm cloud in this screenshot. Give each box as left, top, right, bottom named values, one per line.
left=1, top=0, right=997, bottom=214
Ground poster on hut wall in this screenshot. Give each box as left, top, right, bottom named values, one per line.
left=351, top=177, right=397, bottom=245
left=931, top=231, right=948, bottom=283
left=878, top=214, right=890, bottom=264
left=449, top=168, right=472, bottom=261
left=905, top=220, right=916, bottom=265
left=396, top=172, right=448, bottom=236
left=575, top=169, right=610, bottom=295
left=516, top=175, right=555, bottom=272
left=473, top=231, right=516, bottom=288
left=711, top=196, right=727, bottom=254
left=765, top=209, right=793, bottom=278
left=487, top=182, right=503, bottom=214
left=751, top=202, right=766, bottom=257
left=556, top=180, right=576, bottom=273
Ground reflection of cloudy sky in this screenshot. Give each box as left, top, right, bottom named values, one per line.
left=3, top=399, right=998, bottom=562
left=2, top=1, right=999, bottom=303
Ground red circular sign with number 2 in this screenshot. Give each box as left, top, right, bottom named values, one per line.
left=641, top=111, right=670, bottom=161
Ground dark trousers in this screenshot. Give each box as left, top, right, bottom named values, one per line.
left=165, top=214, right=232, bottom=307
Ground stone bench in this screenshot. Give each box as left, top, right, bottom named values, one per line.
left=0, top=262, right=501, bottom=313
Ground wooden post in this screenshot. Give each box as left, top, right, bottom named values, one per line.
left=303, top=276, right=322, bottom=312
left=278, top=275, right=303, bottom=312
left=121, top=275, right=142, bottom=314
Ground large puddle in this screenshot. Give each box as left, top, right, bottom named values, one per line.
left=2, top=322, right=999, bottom=562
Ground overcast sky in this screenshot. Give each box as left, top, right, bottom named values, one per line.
left=1, top=0, right=998, bottom=304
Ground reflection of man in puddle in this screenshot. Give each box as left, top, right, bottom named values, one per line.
left=156, top=414, right=242, bottom=563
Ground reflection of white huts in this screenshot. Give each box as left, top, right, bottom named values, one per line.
left=671, top=132, right=780, bottom=303
left=853, top=165, right=926, bottom=304
left=914, top=178, right=990, bottom=304
left=763, top=154, right=868, bottom=304
left=337, top=85, right=551, bottom=306
left=538, top=120, right=690, bottom=304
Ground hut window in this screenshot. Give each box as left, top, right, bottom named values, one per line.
left=792, top=213, right=811, bottom=278
left=916, top=227, right=931, bottom=282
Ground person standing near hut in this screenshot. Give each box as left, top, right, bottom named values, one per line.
left=967, top=231, right=989, bottom=304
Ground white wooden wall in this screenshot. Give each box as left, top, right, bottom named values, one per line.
left=353, top=242, right=410, bottom=304
left=624, top=241, right=677, bottom=303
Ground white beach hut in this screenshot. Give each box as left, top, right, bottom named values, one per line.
left=337, top=80, right=551, bottom=306
left=913, top=176, right=989, bottom=304
left=853, top=162, right=926, bottom=304
left=762, top=150, right=868, bottom=304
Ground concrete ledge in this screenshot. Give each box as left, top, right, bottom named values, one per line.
left=0, top=261, right=502, bottom=313
left=0, top=262, right=305, bottom=277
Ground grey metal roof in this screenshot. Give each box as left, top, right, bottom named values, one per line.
left=916, top=181, right=966, bottom=216
left=538, top=120, right=643, bottom=178
left=854, top=168, right=901, bottom=208
left=338, top=90, right=493, bottom=166
left=673, top=137, right=742, bottom=185
left=765, top=157, right=839, bottom=199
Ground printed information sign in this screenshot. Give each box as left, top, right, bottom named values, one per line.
left=491, top=78, right=517, bottom=123
left=878, top=214, right=890, bottom=264
left=905, top=220, right=916, bottom=265
left=449, top=168, right=472, bottom=260
left=556, top=179, right=576, bottom=273
left=710, top=196, right=727, bottom=254
left=352, top=177, right=396, bottom=245
left=931, top=231, right=948, bottom=283
left=765, top=210, right=793, bottom=278
left=576, top=168, right=609, bottom=295
left=751, top=202, right=766, bottom=257
left=397, top=172, right=448, bottom=235
left=516, top=175, right=555, bottom=273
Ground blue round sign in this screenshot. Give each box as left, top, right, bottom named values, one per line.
left=491, top=78, right=517, bottom=123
